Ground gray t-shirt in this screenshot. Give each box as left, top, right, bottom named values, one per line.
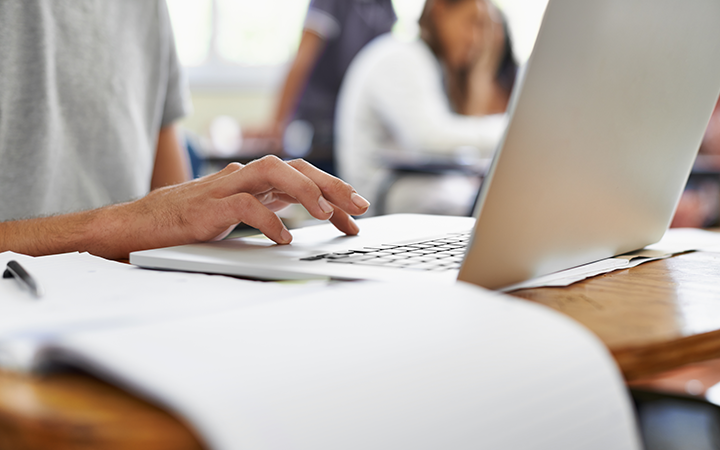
left=0, top=0, right=190, bottom=221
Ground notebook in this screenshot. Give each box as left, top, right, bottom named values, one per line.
left=9, top=279, right=641, bottom=450
left=131, top=0, right=720, bottom=289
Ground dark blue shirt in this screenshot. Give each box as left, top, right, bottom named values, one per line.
left=296, top=0, right=396, bottom=170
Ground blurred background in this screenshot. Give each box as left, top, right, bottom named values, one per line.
left=165, top=0, right=720, bottom=229
left=166, top=0, right=548, bottom=163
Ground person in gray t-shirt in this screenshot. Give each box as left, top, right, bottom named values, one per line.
left=0, top=0, right=191, bottom=222
left=0, top=1, right=370, bottom=258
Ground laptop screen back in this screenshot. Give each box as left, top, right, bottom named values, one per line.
left=460, top=0, right=720, bottom=289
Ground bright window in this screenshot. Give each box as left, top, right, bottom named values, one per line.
left=215, top=0, right=312, bottom=66
left=166, top=0, right=213, bottom=67
left=494, top=0, right=549, bottom=62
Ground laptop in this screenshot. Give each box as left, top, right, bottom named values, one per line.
left=131, top=0, right=720, bottom=290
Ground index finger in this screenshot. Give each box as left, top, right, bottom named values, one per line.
left=286, top=159, right=370, bottom=216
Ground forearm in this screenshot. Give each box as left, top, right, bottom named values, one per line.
left=274, top=63, right=308, bottom=128
left=271, top=31, right=325, bottom=128
left=1, top=198, right=186, bottom=260
left=378, top=84, right=506, bottom=156
left=0, top=208, right=108, bottom=257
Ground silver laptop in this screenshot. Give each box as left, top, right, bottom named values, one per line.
left=131, top=0, right=720, bottom=290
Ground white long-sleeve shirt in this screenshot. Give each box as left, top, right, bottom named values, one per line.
left=336, top=34, right=506, bottom=212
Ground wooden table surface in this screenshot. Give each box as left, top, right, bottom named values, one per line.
left=3, top=249, right=720, bottom=449
left=513, top=250, right=720, bottom=381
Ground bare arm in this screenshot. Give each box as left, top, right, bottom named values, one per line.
left=464, top=7, right=508, bottom=116
left=245, top=30, right=326, bottom=140
left=151, top=125, right=192, bottom=189
left=0, top=157, right=370, bottom=260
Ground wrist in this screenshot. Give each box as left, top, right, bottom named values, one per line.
left=84, top=202, right=139, bottom=260
left=0, top=221, right=8, bottom=253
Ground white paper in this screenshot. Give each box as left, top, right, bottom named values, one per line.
left=38, top=282, right=641, bottom=450
left=0, top=251, right=312, bottom=371
left=645, top=227, right=720, bottom=253
left=505, top=228, right=720, bottom=291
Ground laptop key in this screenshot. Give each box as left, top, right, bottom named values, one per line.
left=299, top=231, right=472, bottom=267
left=406, top=256, right=437, bottom=263
left=327, top=255, right=376, bottom=264
left=300, top=254, right=329, bottom=261
left=353, top=260, right=407, bottom=268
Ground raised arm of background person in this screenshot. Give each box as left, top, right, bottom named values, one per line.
left=269, top=30, right=326, bottom=136
left=244, top=30, right=326, bottom=141
left=151, top=125, right=192, bottom=190
left=0, top=157, right=370, bottom=260
left=464, top=5, right=509, bottom=117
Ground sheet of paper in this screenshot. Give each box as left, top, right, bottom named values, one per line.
left=645, top=227, right=720, bottom=253
left=0, top=251, right=314, bottom=371
left=38, top=282, right=640, bottom=450
left=505, top=228, right=720, bottom=291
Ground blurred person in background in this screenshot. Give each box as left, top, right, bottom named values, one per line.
left=336, top=0, right=517, bottom=216
left=248, top=0, right=397, bottom=175
left=671, top=96, right=720, bottom=228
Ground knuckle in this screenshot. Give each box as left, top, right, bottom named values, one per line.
left=288, top=158, right=310, bottom=170
left=319, top=174, right=351, bottom=196
left=299, top=178, right=321, bottom=198
left=230, top=192, right=256, bottom=214
left=257, top=155, right=283, bottom=168
left=223, top=162, right=243, bottom=173
left=329, top=176, right=351, bottom=192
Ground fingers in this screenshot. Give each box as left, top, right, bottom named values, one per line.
left=329, top=207, right=360, bottom=236
left=224, top=193, right=292, bottom=244
left=286, top=159, right=370, bottom=216
left=227, top=156, right=337, bottom=221
left=210, top=157, right=370, bottom=240
left=212, top=162, right=244, bottom=179
left=256, top=192, right=297, bottom=213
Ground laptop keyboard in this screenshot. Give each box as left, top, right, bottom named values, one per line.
left=299, top=232, right=470, bottom=272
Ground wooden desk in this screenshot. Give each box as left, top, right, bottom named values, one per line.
left=3, top=250, right=720, bottom=449
left=513, top=250, right=720, bottom=381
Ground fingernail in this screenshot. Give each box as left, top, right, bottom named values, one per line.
left=348, top=216, right=360, bottom=235
left=351, top=192, right=370, bottom=209
left=318, top=196, right=334, bottom=214
left=280, top=229, right=292, bottom=244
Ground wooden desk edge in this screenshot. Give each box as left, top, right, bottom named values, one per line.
left=614, top=328, right=720, bottom=381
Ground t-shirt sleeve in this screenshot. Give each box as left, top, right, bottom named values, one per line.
left=304, top=0, right=342, bottom=40
left=159, top=1, right=192, bottom=128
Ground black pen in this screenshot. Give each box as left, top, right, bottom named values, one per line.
left=3, top=260, right=44, bottom=298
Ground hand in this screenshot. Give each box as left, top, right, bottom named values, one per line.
left=464, top=3, right=508, bottom=116
left=109, top=156, right=370, bottom=256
